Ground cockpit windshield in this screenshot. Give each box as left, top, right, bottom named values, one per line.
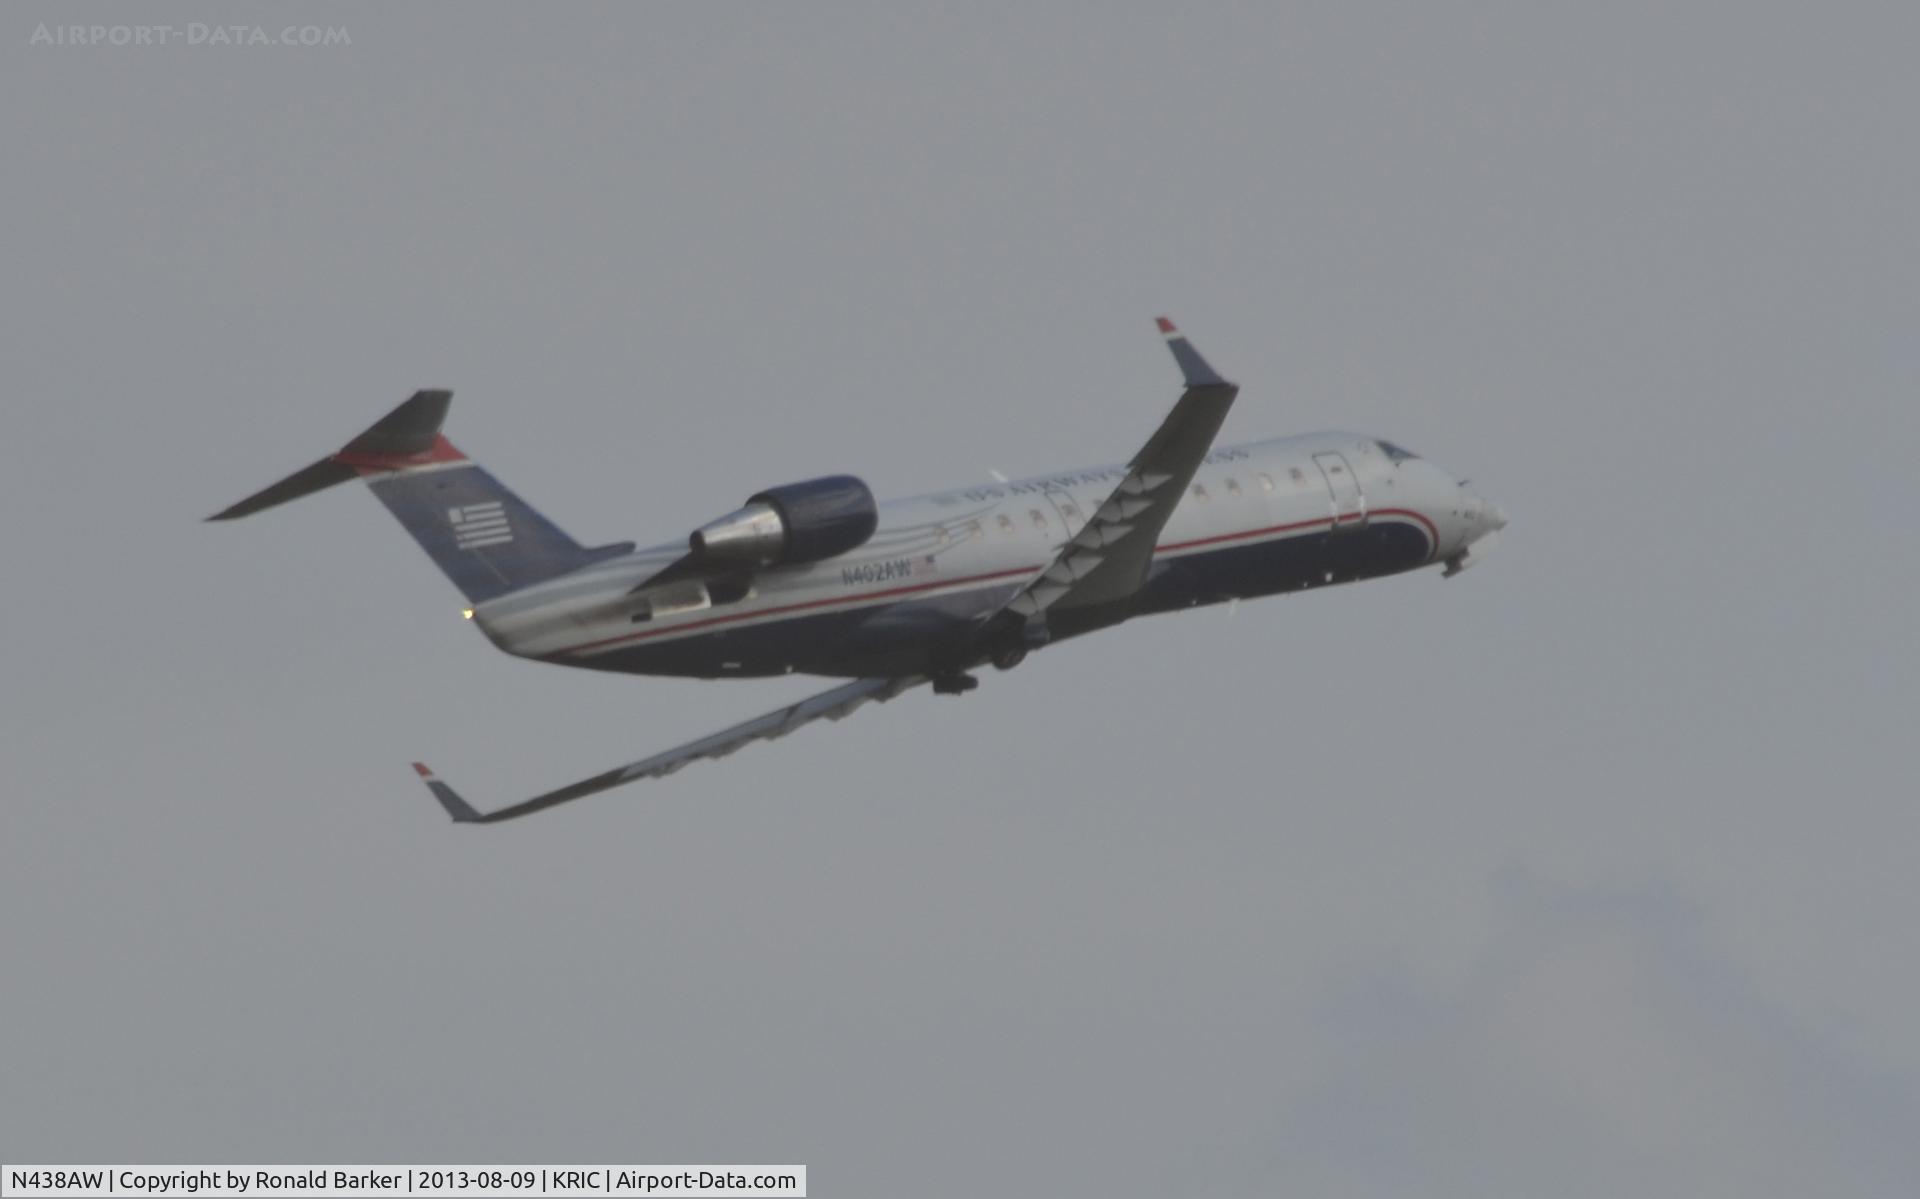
left=1376, top=440, right=1420, bottom=463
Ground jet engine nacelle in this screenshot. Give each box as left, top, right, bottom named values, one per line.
left=690, top=475, right=878, bottom=565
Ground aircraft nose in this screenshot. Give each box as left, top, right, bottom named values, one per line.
left=1457, top=487, right=1506, bottom=546
left=1443, top=490, right=1506, bottom=578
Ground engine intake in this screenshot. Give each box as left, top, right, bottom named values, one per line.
left=690, top=475, right=877, bottom=565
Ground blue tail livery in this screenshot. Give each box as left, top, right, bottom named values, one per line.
left=208, top=390, right=631, bottom=603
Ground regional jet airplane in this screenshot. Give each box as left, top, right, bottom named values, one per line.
left=212, top=320, right=1504, bottom=823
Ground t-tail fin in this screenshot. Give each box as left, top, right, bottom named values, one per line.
left=209, top=390, right=632, bottom=603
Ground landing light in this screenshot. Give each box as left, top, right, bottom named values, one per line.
left=461, top=608, right=474, bottom=620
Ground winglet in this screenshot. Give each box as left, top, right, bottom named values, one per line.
left=1155, top=316, right=1231, bottom=389
left=412, top=762, right=482, bottom=823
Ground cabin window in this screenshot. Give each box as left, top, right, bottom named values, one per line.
left=1226, top=477, right=1242, bottom=498
left=1030, top=508, right=1048, bottom=530
left=966, top=520, right=982, bottom=539
left=1290, top=467, right=1306, bottom=484
left=997, top=514, right=1015, bottom=534
left=1060, top=502, right=1080, bottom=520
left=1191, top=484, right=1209, bottom=502
left=936, top=525, right=950, bottom=543
left=1258, top=473, right=1276, bottom=492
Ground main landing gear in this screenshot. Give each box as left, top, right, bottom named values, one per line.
left=934, top=614, right=1044, bottom=694
left=931, top=672, right=981, bottom=696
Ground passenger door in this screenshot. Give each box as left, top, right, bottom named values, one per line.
left=1312, top=451, right=1367, bottom=530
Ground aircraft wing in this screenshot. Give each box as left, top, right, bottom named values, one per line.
left=1006, top=318, right=1239, bottom=619
left=411, top=675, right=928, bottom=824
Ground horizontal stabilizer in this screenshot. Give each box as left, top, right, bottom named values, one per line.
left=206, top=457, right=358, bottom=521
left=339, top=389, right=451, bottom=459
left=206, top=390, right=454, bottom=521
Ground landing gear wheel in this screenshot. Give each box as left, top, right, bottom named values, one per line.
left=991, top=647, right=1027, bottom=671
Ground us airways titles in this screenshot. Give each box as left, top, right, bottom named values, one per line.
left=937, top=446, right=1251, bottom=505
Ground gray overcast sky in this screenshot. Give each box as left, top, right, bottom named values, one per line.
left=3, top=4, right=1916, bottom=1195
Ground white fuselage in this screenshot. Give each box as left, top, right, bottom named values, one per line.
left=467, top=431, right=1503, bottom=680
